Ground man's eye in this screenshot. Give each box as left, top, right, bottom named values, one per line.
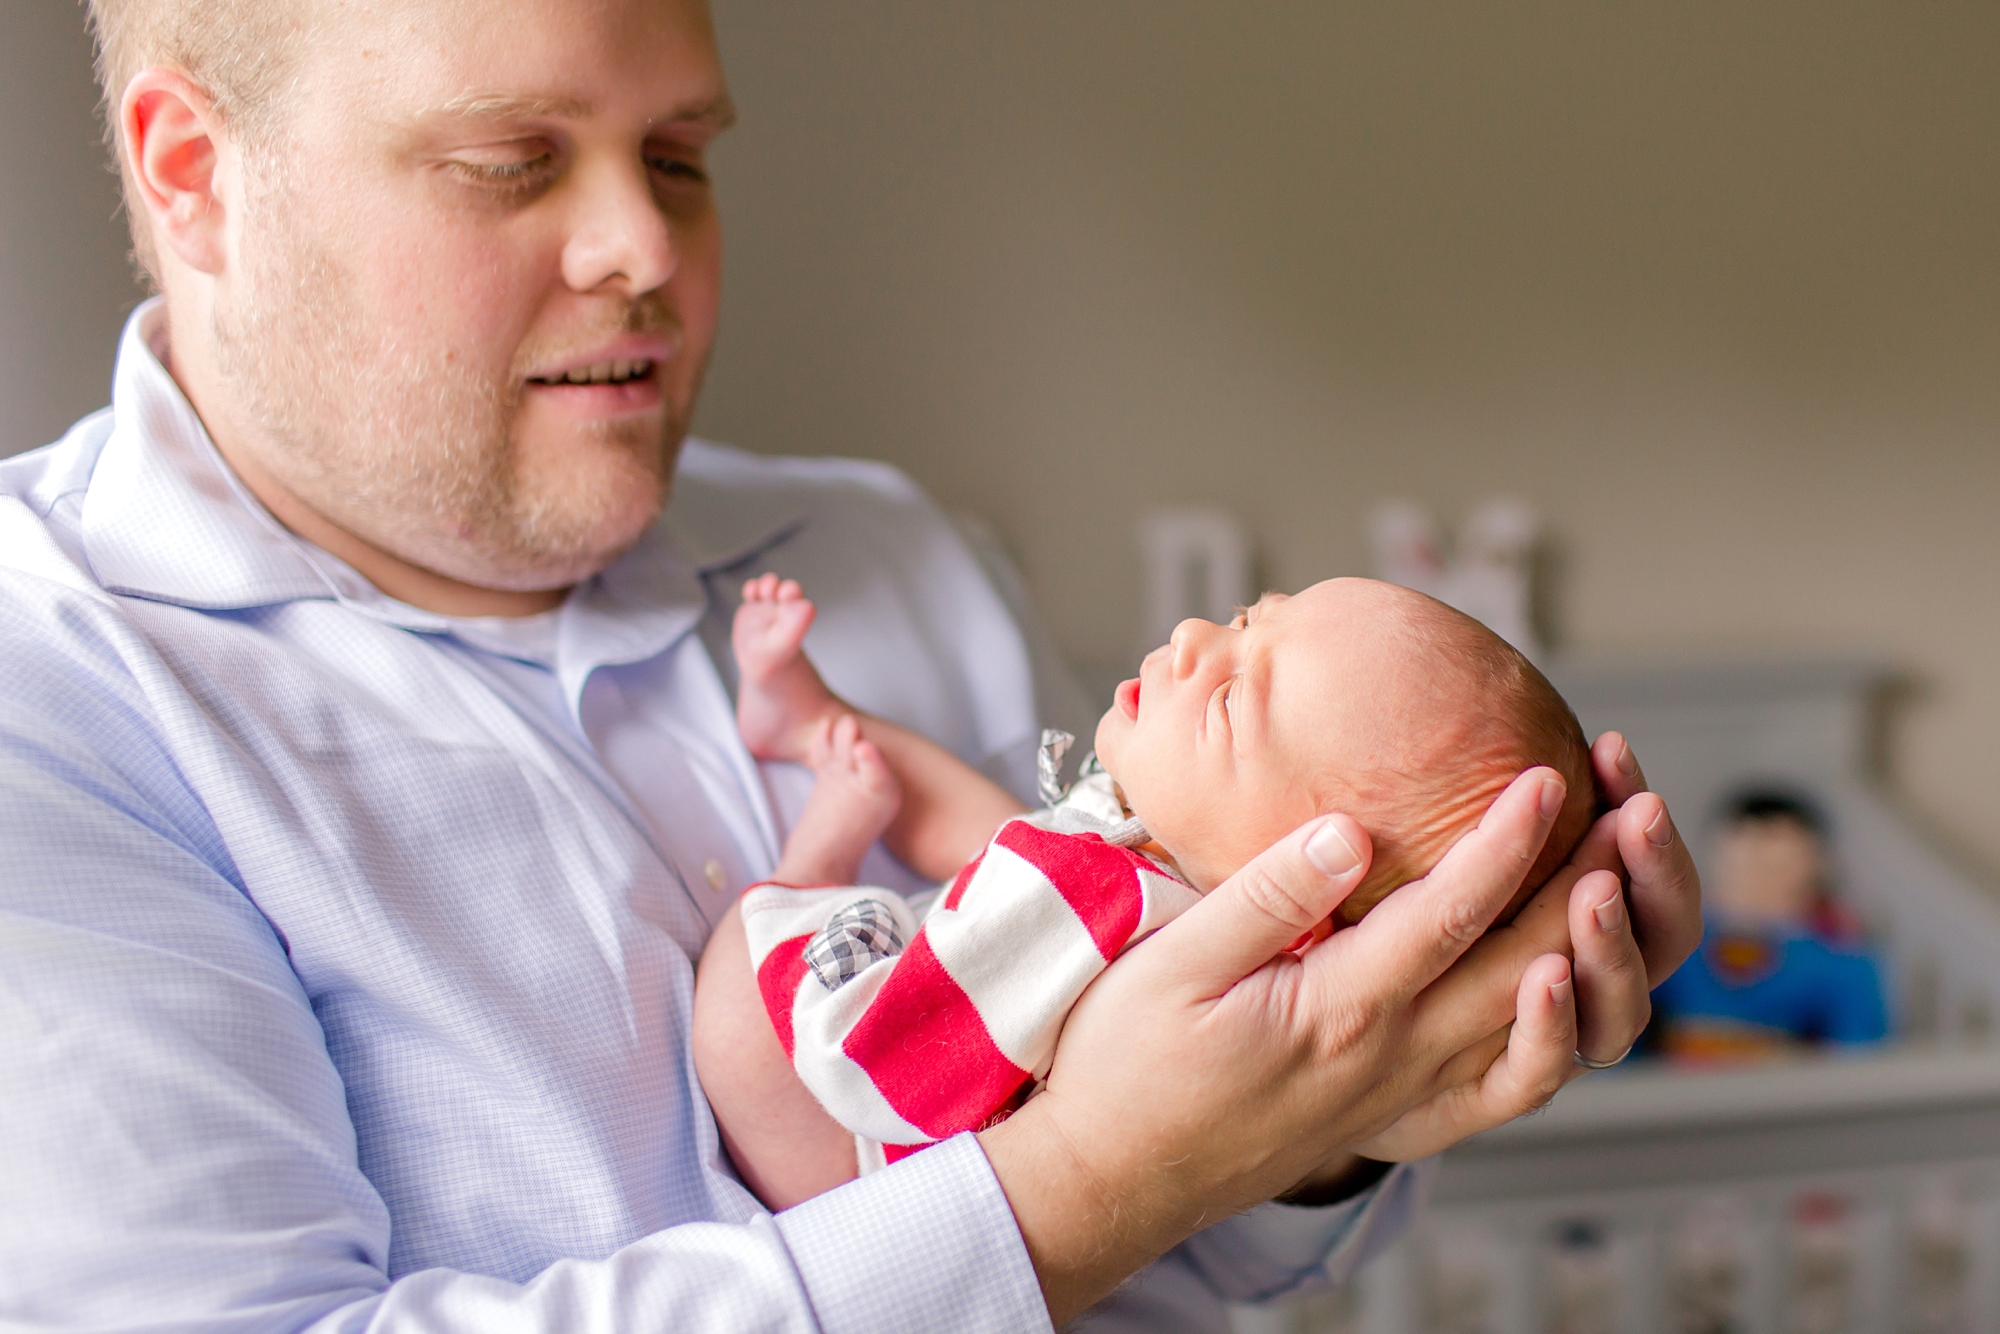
left=447, top=154, right=556, bottom=188
left=648, top=154, right=710, bottom=184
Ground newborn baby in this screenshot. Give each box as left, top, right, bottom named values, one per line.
left=691, top=575, right=1595, bottom=1211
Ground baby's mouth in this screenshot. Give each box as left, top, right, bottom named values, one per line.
left=1115, top=677, right=1141, bottom=720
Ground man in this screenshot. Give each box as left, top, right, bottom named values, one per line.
left=0, top=0, right=1700, bottom=1329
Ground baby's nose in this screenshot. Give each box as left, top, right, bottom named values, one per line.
left=1169, top=618, right=1219, bottom=676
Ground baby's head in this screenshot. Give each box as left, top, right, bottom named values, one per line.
left=1093, top=577, right=1595, bottom=920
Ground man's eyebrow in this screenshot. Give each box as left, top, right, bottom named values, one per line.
left=429, top=93, right=595, bottom=120
left=424, top=93, right=737, bottom=129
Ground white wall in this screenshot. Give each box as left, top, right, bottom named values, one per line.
left=0, top=0, right=145, bottom=454
left=692, top=2, right=2000, bottom=876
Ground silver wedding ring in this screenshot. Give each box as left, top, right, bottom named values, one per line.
left=1574, top=1046, right=1633, bottom=1071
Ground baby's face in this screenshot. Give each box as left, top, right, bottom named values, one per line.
left=1094, top=578, right=1506, bottom=893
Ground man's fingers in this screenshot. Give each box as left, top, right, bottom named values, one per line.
left=1568, top=869, right=1649, bottom=1064
left=1160, top=815, right=1372, bottom=994
left=1332, top=768, right=1565, bottom=1005
left=1354, top=953, right=1576, bottom=1162
left=1592, top=730, right=1647, bottom=807
left=1617, top=791, right=1703, bottom=985
left=1478, top=952, right=1580, bottom=1115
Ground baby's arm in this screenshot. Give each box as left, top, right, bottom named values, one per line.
left=734, top=574, right=1025, bottom=882
left=692, top=902, right=857, bottom=1210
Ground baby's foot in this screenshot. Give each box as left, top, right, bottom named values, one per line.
left=734, top=573, right=841, bottom=763
left=773, top=715, right=904, bottom=886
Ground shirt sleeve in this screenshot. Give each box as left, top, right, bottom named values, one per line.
left=0, top=608, right=1048, bottom=1334
left=1075, top=1161, right=1436, bottom=1333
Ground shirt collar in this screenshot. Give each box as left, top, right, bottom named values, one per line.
left=77, top=300, right=807, bottom=673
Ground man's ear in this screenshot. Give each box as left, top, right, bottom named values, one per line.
left=121, top=69, right=232, bottom=276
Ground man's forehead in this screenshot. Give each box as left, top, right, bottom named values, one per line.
left=322, top=0, right=728, bottom=120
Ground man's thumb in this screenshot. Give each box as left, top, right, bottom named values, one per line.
left=1164, top=815, right=1373, bottom=993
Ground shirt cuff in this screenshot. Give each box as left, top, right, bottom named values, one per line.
left=774, top=1132, right=1053, bottom=1334
left=1178, top=1158, right=1438, bottom=1301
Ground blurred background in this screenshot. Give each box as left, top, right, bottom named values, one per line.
left=10, top=3, right=2000, bottom=1327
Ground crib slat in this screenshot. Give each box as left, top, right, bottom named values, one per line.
left=1850, top=1198, right=1900, bottom=1334
left=1611, top=1219, right=1660, bottom=1334
left=1490, top=1230, right=1541, bottom=1334
left=1967, top=1196, right=2000, bottom=1333
left=1739, top=1200, right=1784, bottom=1334
left=1356, top=1236, right=1417, bottom=1334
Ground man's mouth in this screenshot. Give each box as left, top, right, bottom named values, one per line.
left=527, top=359, right=656, bottom=387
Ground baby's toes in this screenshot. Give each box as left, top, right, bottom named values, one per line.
left=770, top=597, right=817, bottom=649
left=826, top=714, right=863, bottom=765
left=849, top=739, right=901, bottom=801
left=731, top=601, right=778, bottom=652
left=802, top=715, right=839, bottom=769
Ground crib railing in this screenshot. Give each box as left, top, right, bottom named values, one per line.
left=1232, top=1046, right=2000, bottom=1334
left=1225, top=654, right=2000, bottom=1334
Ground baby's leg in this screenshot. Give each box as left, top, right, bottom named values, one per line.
left=733, top=574, right=841, bottom=764
left=733, top=571, right=1026, bottom=881
left=693, top=902, right=858, bottom=1210
left=773, top=715, right=902, bottom=887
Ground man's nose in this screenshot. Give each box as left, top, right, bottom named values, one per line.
left=1168, top=618, right=1221, bottom=678
left=560, top=160, right=678, bottom=295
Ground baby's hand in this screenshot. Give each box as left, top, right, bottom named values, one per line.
left=733, top=574, right=843, bottom=763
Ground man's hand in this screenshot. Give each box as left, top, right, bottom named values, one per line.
left=1350, top=730, right=1702, bottom=1161
left=980, top=734, right=1702, bottom=1323
left=983, top=767, right=1561, bottom=1319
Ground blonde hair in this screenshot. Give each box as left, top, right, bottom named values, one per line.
left=1330, top=592, right=1597, bottom=923
left=83, top=0, right=311, bottom=283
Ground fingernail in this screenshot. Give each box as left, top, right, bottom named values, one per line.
left=1539, top=777, right=1566, bottom=821
left=1593, top=891, right=1625, bottom=935
left=1616, top=742, right=1639, bottom=778
left=1549, top=977, right=1573, bottom=1007
left=1306, top=821, right=1362, bottom=877
left=1644, top=806, right=1675, bottom=848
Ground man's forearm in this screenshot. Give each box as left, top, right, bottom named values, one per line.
left=980, top=1104, right=1178, bottom=1325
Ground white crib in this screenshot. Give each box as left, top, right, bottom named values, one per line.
left=1233, top=654, right=2000, bottom=1334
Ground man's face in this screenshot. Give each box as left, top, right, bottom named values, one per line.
left=209, top=0, right=728, bottom=592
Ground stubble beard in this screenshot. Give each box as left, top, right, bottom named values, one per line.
left=211, top=180, right=689, bottom=594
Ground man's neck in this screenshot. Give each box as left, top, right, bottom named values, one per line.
left=219, top=440, right=569, bottom=617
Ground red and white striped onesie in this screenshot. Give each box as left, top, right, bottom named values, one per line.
left=740, top=765, right=1200, bottom=1172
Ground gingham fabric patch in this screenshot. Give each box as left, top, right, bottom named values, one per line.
left=805, top=899, right=907, bottom=992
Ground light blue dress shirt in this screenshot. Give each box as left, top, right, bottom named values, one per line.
left=0, top=302, right=1428, bottom=1333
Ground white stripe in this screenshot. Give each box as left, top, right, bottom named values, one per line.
left=789, top=952, right=934, bottom=1145
left=738, top=884, right=917, bottom=970
left=1133, top=866, right=1202, bottom=940
left=925, top=840, right=1114, bottom=1075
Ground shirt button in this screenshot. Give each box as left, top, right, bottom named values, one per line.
left=703, top=859, right=729, bottom=893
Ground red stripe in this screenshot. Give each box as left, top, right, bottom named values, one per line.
left=993, top=822, right=1149, bottom=961
left=842, top=931, right=1031, bottom=1140
left=882, top=1142, right=923, bottom=1166
left=755, top=933, right=815, bottom=1059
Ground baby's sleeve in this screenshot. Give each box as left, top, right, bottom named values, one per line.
left=738, top=883, right=923, bottom=1069
left=747, top=824, right=1201, bottom=1157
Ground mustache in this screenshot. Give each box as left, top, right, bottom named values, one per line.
left=507, top=293, right=683, bottom=381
